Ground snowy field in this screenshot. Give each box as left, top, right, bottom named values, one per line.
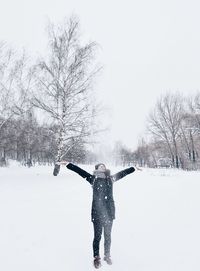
left=0, top=163, right=200, bottom=271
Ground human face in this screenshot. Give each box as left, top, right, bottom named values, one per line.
left=98, top=164, right=106, bottom=172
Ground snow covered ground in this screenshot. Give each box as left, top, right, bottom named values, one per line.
left=0, top=163, right=200, bottom=271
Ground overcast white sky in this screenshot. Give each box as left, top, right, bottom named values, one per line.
left=1, top=0, right=200, bottom=150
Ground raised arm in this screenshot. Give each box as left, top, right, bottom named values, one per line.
left=111, top=167, right=135, bottom=182
left=66, top=163, right=94, bottom=184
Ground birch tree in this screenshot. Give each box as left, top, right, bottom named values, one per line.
left=32, top=16, right=100, bottom=162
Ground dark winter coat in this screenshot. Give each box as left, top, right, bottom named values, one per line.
left=66, top=163, right=135, bottom=223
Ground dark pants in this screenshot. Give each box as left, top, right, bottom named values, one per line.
left=93, top=220, right=113, bottom=257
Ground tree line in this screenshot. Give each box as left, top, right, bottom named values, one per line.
left=114, top=92, right=200, bottom=170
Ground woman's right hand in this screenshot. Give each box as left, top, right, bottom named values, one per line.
left=56, top=161, right=69, bottom=166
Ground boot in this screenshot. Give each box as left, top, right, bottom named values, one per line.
left=103, top=255, right=112, bottom=265
left=93, top=256, right=101, bottom=269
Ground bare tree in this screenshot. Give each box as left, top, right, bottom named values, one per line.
left=180, top=94, right=200, bottom=167
left=0, top=43, right=33, bottom=129
left=32, top=16, right=101, bottom=162
left=148, top=93, right=183, bottom=168
left=0, top=42, right=34, bottom=165
left=0, top=42, right=16, bottom=130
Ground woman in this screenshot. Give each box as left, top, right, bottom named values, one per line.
left=56, top=161, right=137, bottom=269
